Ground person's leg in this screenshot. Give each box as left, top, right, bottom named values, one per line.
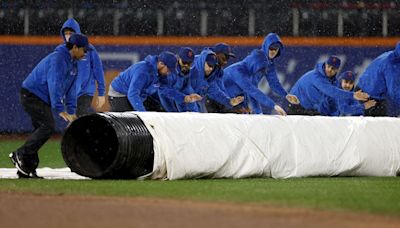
left=12, top=89, right=55, bottom=175
left=108, top=96, right=134, bottom=112
left=76, top=95, right=94, bottom=117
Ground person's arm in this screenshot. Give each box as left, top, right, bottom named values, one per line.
left=207, top=79, right=232, bottom=108
left=65, top=70, right=78, bottom=115
left=90, top=48, right=106, bottom=96
left=158, top=75, right=187, bottom=104
left=249, top=97, right=262, bottom=114
left=236, top=74, right=275, bottom=109
left=158, top=89, right=178, bottom=112
left=47, top=55, right=68, bottom=114
left=265, top=65, right=288, bottom=97
left=127, top=69, right=148, bottom=111
left=89, top=48, right=106, bottom=109
left=313, top=76, right=354, bottom=101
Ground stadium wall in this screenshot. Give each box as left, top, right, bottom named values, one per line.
left=0, top=36, right=398, bottom=132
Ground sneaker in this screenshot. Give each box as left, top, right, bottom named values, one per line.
left=17, top=170, right=43, bottom=179
left=9, top=152, right=31, bottom=176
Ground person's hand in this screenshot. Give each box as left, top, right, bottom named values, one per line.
left=230, top=96, right=244, bottom=106
left=353, top=90, right=369, bottom=101
left=184, top=94, right=202, bottom=103
left=364, top=100, right=377, bottom=110
left=286, top=94, right=300, bottom=104
left=59, top=112, right=77, bottom=123
left=96, top=96, right=106, bottom=109
left=236, top=107, right=251, bottom=114
left=274, top=105, right=287, bottom=116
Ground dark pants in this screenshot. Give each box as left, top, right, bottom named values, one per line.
left=287, top=103, right=320, bottom=115
left=76, top=94, right=94, bottom=117
left=108, top=96, right=165, bottom=112
left=205, top=98, right=226, bottom=113
left=108, top=96, right=134, bottom=112
left=364, top=99, right=387, bottom=116
left=17, top=88, right=55, bottom=171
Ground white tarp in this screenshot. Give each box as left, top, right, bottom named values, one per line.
left=0, top=168, right=88, bottom=179
left=135, top=112, right=400, bottom=180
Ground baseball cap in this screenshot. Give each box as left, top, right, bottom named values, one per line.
left=159, top=51, right=178, bottom=73
left=213, top=43, right=236, bottom=58
left=326, top=55, right=341, bottom=69
left=269, top=42, right=282, bottom=50
left=178, top=47, right=195, bottom=63
left=205, top=54, right=218, bottom=67
left=339, top=71, right=355, bottom=82
left=69, top=33, right=92, bottom=51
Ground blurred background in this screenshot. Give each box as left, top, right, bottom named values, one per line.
left=1, top=0, right=400, bottom=37
left=0, top=0, right=400, bottom=133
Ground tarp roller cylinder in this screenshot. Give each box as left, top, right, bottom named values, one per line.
left=61, top=113, right=154, bottom=179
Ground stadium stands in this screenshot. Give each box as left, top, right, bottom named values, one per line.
left=0, top=0, right=399, bottom=37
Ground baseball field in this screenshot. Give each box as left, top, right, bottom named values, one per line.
left=1, top=138, right=400, bottom=227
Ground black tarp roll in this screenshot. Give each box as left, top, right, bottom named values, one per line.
left=61, top=113, right=154, bottom=179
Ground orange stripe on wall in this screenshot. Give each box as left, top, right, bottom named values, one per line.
left=0, top=35, right=398, bottom=47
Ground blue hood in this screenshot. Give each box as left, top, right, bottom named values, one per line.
left=60, top=18, right=81, bottom=43
left=243, top=49, right=268, bottom=74
left=193, top=49, right=216, bottom=78
left=54, top=44, right=73, bottom=60
left=389, top=42, right=400, bottom=63
left=261, top=33, right=284, bottom=60
left=144, top=55, right=158, bottom=76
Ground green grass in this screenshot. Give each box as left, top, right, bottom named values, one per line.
left=1, top=139, right=400, bottom=216
left=0, top=139, right=66, bottom=168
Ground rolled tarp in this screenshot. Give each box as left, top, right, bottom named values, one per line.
left=62, top=112, right=400, bottom=179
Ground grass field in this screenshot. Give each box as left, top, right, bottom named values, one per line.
left=1, top=139, right=400, bottom=216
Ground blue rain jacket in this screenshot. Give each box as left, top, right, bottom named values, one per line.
left=158, top=64, right=198, bottom=112
left=335, top=78, right=364, bottom=116
left=22, top=45, right=78, bottom=114
left=110, top=55, right=161, bottom=111
left=257, top=33, right=287, bottom=98
left=290, top=62, right=354, bottom=115
left=191, top=50, right=232, bottom=112
left=60, top=18, right=105, bottom=97
left=223, top=49, right=274, bottom=114
left=358, top=43, right=400, bottom=105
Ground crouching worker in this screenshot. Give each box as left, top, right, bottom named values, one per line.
left=288, top=55, right=370, bottom=116
left=158, top=47, right=202, bottom=112
left=190, top=49, right=244, bottom=112
left=10, top=33, right=90, bottom=178
left=336, top=71, right=376, bottom=116
left=108, top=51, right=178, bottom=112
left=223, top=49, right=287, bottom=115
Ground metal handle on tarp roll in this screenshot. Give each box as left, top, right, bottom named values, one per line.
left=61, top=113, right=154, bottom=179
